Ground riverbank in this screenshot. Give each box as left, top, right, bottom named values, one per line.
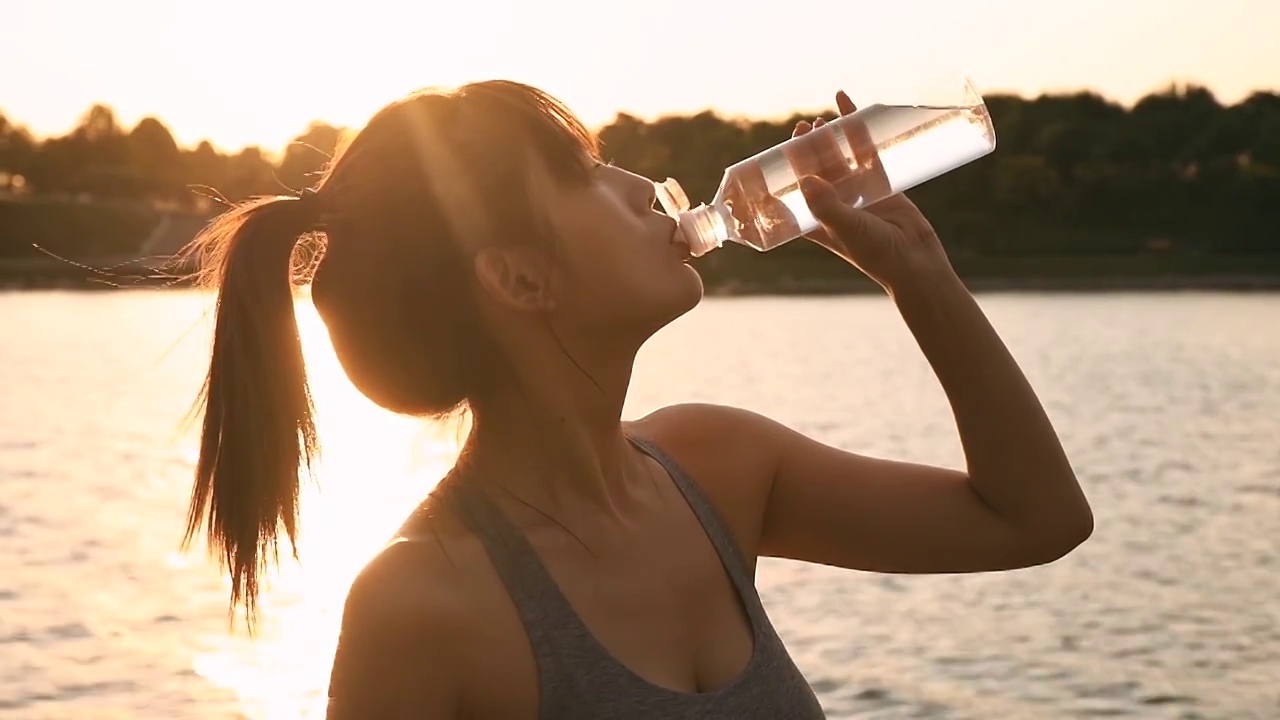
left=6, top=198, right=1280, bottom=295
left=708, top=273, right=1280, bottom=295
left=4, top=258, right=1280, bottom=294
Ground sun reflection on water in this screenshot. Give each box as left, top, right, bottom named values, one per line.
left=191, top=302, right=463, bottom=719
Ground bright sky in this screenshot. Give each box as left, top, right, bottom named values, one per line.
left=2, top=0, right=1277, bottom=153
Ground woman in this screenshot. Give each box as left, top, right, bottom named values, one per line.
left=183, top=80, right=1092, bottom=719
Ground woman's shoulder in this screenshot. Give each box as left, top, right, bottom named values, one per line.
left=338, top=493, right=491, bottom=636
left=338, top=515, right=486, bottom=649
left=627, top=403, right=784, bottom=564
left=629, top=402, right=785, bottom=480
left=328, top=505, right=506, bottom=716
left=325, top=533, right=471, bottom=716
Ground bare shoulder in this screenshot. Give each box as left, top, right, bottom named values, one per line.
left=633, top=402, right=771, bottom=440
left=631, top=402, right=788, bottom=475
left=340, top=531, right=475, bottom=637
left=629, top=403, right=789, bottom=564
left=327, top=510, right=487, bottom=718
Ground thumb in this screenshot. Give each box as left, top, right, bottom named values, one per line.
left=799, top=175, right=870, bottom=241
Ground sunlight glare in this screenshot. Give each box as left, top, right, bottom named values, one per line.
left=192, top=301, right=463, bottom=719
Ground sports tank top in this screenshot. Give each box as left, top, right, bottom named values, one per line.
left=452, top=435, right=827, bottom=719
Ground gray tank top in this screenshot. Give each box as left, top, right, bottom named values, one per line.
left=454, top=435, right=827, bottom=719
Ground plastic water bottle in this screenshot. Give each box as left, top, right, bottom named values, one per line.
left=656, top=77, right=997, bottom=257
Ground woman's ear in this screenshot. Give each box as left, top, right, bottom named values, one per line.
left=473, top=247, right=556, bottom=312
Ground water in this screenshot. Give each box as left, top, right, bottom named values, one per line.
left=681, top=103, right=994, bottom=255
left=3, top=290, right=1280, bottom=719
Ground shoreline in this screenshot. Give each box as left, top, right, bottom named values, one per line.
left=704, top=274, right=1280, bottom=296
left=4, top=269, right=1279, bottom=295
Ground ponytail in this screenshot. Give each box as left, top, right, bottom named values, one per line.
left=181, top=195, right=319, bottom=629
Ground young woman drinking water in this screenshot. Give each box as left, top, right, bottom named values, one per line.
left=182, top=80, right=1092, bottom=718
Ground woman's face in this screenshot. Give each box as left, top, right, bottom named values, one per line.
left=536, top=158, right=704, bottom=342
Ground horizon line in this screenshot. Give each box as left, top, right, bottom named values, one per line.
left=4, top=77, right=1276, bottom=156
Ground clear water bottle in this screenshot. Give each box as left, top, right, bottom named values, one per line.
left=656, top=76, right=997, bottom=257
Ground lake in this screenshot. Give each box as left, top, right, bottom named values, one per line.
left=1, top=289, right=1278, bottom=719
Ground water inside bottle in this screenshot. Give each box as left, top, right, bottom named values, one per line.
left=719, top=103, right=994, bottom=251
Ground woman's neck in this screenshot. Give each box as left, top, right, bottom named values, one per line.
left=457, top=375, right=647, bottom=523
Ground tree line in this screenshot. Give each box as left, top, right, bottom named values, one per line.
left=1, top=83, right=1278, bottom=287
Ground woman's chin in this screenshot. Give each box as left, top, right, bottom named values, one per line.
left=668, top=268, right=705, bottom=317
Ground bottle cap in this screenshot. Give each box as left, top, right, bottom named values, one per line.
left=655, top=177, right=690, bottom=219
left=655, top=178, right=722, bottom=256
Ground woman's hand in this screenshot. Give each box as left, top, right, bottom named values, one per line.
left=791, top=91, right=956, bottom=292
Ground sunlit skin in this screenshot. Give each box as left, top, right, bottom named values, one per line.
left=312, top=89, right=1092, bottom=718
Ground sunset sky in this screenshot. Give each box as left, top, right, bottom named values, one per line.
left=2, top=0, right=1277, bottom=153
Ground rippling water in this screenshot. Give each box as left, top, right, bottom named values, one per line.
left=1, top=290, right=1278, bottom=719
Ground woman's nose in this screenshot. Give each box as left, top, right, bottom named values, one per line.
left=633, top=175, right=658, bottom=211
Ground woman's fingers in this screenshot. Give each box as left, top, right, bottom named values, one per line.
left=836, top=90, right=857, bottom=116
left=793, top=90, right=856, bottom=138
left=785, top=117, right=851, bottom=191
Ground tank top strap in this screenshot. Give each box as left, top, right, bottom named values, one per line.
left=625, top=434, right=764, bottom=617
left=449, top=481, right=597, bottom=667
left=433, top=446, right=827, bottom=718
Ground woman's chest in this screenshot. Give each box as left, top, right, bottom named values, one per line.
left=456, top=511, right=759, bottom=718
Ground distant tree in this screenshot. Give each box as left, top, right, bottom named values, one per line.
left=5, top=86, right=1280, bottom=281
left=0, top=113, right=37, bottom=190
left=1236, top=91, right=1280, bottom=168
left=598, top=113, right=655, bottom=169
left=182, top=140, right=229, bottom=210
left=276, top=122, right=344, bottom=193
left=24, top=135, right=78, bottom=195
left=1130, top=84, right=1222, bottom=166
left=223, top=146, right=277, bottom=200
left=993, top=155, right=1062, bottom=210
left=56, top=104, right=132, bottom=198
left=74, top=104, right=124, bottom=142
left=128, top=117, right=184, bottom=203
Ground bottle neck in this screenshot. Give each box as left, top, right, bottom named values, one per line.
left=679, top=201, right=733, bottom=257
